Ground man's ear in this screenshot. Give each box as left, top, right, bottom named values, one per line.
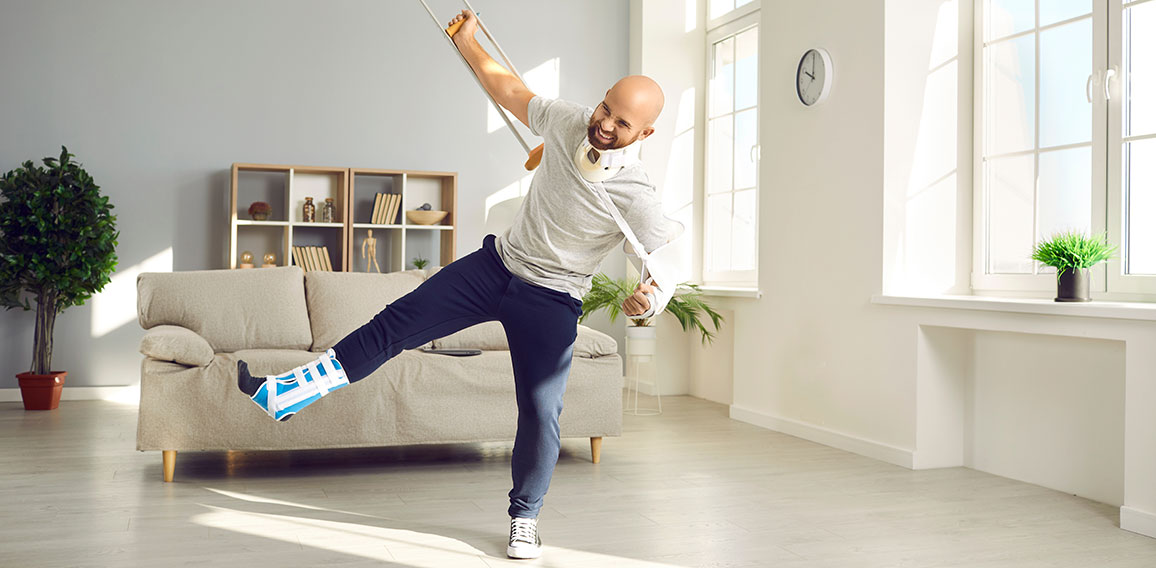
left=637, top=126, right=656, bottom=141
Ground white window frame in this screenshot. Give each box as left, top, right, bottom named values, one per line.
left=703, top=7, right=760, bottom=287
left=1107, top=0, right=1156, bottom=297
left=973, top=0, right=1156, bottom=299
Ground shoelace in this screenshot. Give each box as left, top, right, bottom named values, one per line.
left=510, top=517, right=538, bottom=545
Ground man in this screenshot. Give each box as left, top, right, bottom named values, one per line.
left=235, top=9, right=676, bottom=560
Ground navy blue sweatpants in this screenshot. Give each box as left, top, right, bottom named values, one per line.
left=332, top=234, right=583, bottom=519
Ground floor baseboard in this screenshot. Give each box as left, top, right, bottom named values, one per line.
left=0, top=385, right=139, bottom=403
left=729, top=404, right=914, bottom=469
left=1122, top=506, right=1156, bottom=539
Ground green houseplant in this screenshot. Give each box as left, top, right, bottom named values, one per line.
left=1030, top=230, right=1116, bottom=302
left=579, top=273, right=724, bottom=344
left=0, top=147, right=119, bottom=409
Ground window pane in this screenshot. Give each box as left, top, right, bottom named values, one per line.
left=708, top=116, right=734, bottom=194
left=707, top=193, right=733, bottom=273
left=1125, top=1, right=1156, bottom=137
left=987, top=155, right=1036, bottom=274
left=734, top=109, right=757, bottom=190
left=985, top=34, right=1036, bottom=155
left=1040, top=0, right=1091, bottom=27
left=988, top=0, right=1034, bottom=41
left=710, top=0, right=735, bottom=21
left=735, top=27, right=758, bottom=110
left=732, top=189, right=757, bottom=271
left=1040, top=19, right=1092, bottom=147
left=1126, top=139, right=1156, bottom=274
left=1037, top=147, right=1091, bottom=243
left=710, top=37, right=735, bottom=118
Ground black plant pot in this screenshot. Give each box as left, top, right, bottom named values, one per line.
left=1055, top=268, right=1091, bottom=302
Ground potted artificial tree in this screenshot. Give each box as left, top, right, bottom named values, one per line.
left=0, top=147, right=119, bottom=410
left=1031, top=230, right=1116, bottom=302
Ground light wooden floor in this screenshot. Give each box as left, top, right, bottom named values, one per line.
left=2, top=395, right=1155, bottom=568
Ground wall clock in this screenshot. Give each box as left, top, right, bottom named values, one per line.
left=796, top=48, right=833, bottom=106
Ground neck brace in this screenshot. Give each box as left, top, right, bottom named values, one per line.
left=573, top=136, right=641, bottom=182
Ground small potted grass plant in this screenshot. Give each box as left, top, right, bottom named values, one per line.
left=1031, top=231, right=1116, bottom=302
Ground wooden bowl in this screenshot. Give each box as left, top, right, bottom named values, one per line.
left=406, top=210, right=448, bottom=225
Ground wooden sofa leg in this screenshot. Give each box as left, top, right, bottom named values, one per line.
left=590, top=437, right=602, bottom=464
left=163, top=450, right=176, bottom=482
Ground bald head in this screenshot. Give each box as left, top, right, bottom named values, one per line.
left=609, top=75, right=665, bottom=127
left=587, top=75, right=665, bottom=150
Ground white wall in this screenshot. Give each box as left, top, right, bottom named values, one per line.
left=700, top=0, right=1156, bottom=533
left=969, top=331, right=1125, bottom=506
left=0, top=0, right=630, bottom=388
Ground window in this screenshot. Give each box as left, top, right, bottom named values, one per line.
left=1110, top=0, right=1156, bottom=293
left=705, top=7, right=759, bottom=286
left=975, top=0, right=1156, bottom=297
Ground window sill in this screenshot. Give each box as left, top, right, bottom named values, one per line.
left=871, top=294, right=1156, bottom=322
left=696, top=286, right=763, bottom=299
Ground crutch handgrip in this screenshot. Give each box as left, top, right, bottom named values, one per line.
left=524, top=144, right=544, bottom=171
left=446, top=19, right=465, bottom=38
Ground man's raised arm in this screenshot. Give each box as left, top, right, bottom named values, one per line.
left=448, top=10, right=534, bottom=129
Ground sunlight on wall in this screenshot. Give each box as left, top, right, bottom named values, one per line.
left=685, top=0, right=697, bottom=32
left=661, top=87, right=697, bottom=282
left=91, top=247, right=173, bottom=338
left=886, top=0, right=962, bottom=295
left=483, top=171, right=534, bottom=236
left=488, top=57, right=560, bottom=133
left=102, top=383, right=141, bottom=406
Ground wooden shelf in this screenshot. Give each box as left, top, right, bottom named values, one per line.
left=291, top=222, right=344, bottom=228
left=403, top=225, right=454, bottom=231
left=236, top=220, right=290, bottom=226
left=230, top=163, right=456, bottom=273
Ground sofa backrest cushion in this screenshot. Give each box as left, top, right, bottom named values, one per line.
left=305, top=269, right=427, bottom=351
left=137, top=266, right=311, bottom=352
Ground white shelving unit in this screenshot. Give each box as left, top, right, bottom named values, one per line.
left=229, top=163, right=456, bottom=272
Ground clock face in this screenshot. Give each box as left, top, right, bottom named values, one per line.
left=796, top=48, right=832, bottom=106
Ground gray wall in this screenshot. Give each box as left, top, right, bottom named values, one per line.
left=0, top=0, right=629, bottom=388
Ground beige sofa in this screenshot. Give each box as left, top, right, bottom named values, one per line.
left=135, top=265, right=623, bottom=482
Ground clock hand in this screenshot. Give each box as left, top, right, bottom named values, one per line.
left=804, top=71, right=814, bottom=79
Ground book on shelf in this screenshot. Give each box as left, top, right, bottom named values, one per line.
left=388, top=193, right=402, bottom=225
left=371, top=193, right=384, bottom=225
left=291, top=246, right=304, bottom=271
left=308, top=246, right=322, bottom=272
left=321, top=246, right=334, bottom=271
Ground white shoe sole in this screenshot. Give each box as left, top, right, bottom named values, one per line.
left=506, top=544, right=542, bottom=559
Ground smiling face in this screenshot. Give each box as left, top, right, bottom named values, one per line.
left=586, top=76, right=664, bottom=150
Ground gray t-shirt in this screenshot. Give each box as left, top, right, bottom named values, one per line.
left=495, top=96, right=675, bottom=301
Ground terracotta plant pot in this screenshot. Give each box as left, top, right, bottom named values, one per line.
left=16, top=371, right=66, bottom=410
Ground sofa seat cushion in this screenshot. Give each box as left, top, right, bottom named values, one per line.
left=139, top=325, right=215, bottom=367
left=432, top=323, right=618, bottom=358
left=305, top=270, right=429, bottom=352
left=137, top=266, right=311, bottom=352
left=136, top=348, right=623, bottom=452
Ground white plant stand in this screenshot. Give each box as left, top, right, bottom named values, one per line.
left=624, top=325, right=661, bottom=415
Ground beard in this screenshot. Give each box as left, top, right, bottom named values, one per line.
left=587, top=122, right=626, bottom=150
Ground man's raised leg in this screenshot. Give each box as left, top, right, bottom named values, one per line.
left=238, top=234, right=513, bottom=420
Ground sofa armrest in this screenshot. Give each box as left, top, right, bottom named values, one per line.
left=139, top=325, right=215, bottom=367
left=574, top=325, right=619, bottom=358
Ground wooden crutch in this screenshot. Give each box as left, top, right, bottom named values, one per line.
left=417, top=0, right=545, bottom=170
